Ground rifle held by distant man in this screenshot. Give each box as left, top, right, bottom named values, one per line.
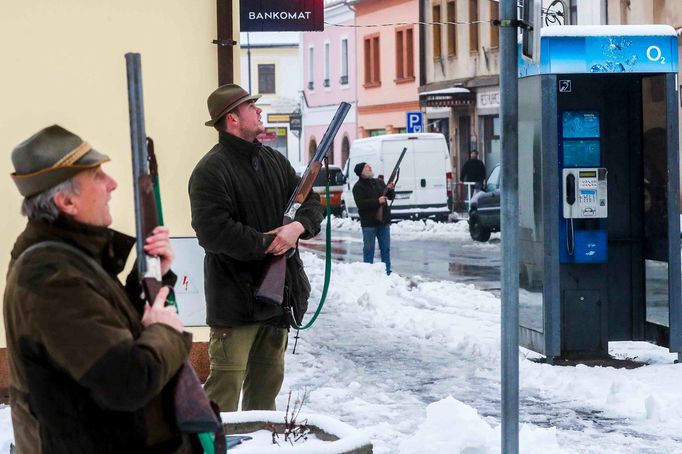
left=376, top=146, right=407, bottom=222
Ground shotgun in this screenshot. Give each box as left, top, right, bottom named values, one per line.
left=255, top=101, right=351, bottom=306
left=126, top=53, right=225, bottom=452
left=376, top=146, right=407, bottom=222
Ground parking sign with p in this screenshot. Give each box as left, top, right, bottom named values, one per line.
left=406, top=111, right=423, bottom=133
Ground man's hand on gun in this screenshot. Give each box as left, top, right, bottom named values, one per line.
left=265, top=221, right=305, bottom=256
left=144, top=226, right=174, bottom=276
left=142, top=286, right=184, bottom=333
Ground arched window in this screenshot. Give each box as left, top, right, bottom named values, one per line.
left=307, top=139, right=317, bottom=163
left=341, top=135, right=350, bottom=167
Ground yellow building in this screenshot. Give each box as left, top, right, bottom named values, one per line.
left=0, top=2, right=242, bottom=382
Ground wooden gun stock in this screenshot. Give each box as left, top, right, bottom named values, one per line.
left=254, top=219, right=291, bottom=305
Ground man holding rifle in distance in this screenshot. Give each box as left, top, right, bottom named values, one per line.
left=4, top=125, right=194, bottom=453
left=189, top=84, right=322, bottom=412
left=352, top=162, right=395, bottom=275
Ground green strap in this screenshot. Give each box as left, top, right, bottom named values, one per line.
left=289, top=179, right=333, bottom=330
left=198, top=433, right=215, bottom=453
left=154, top=173, right=216, bottom=452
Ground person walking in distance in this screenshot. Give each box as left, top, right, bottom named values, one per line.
left=188, top=84, right=323, bottom=412
left=352, top=162, right=395, bottom=275
left=460, top=149, right=487, bottom=190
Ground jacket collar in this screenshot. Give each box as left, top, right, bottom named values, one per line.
left=218, top=131, right=263, bottom=161
left=11, top=217, right=135, bottom=275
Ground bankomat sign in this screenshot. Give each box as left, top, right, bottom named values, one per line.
left=240, top=0, right=324, bottom=32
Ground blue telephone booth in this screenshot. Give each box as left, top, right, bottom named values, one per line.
left=517, top=25, right=681, bottom=360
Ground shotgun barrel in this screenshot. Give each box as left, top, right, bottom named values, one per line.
left=255, top=101, right=350, bottom=306
left=376, top=146, right=407, bottom=222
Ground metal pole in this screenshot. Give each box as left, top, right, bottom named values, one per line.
left=499, top=0, right=519, bottom=453
left=247, top=32, right=252, bottom=93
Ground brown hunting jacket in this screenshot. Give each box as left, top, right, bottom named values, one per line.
left=3, top=218, right=194, bottom=454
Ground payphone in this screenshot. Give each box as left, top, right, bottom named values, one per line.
left=516, top=25, right=681, bottom=360
left=560, top=110, right=608, bottom=264
left=562, top=168, right=608, bottom=219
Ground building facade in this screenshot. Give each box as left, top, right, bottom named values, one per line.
left=420, top=0, right=501, bottom=182
left=355, top=0, right=421, bottom=138
left=302, top=0, right=358, bottom=168
left=239, top=31, right=305, bottom=166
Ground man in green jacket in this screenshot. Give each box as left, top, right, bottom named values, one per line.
left=4, top=125, right=195, bottom=453
left=189, top=84, right=322, bottom=412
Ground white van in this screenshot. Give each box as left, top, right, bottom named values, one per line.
left=342, top=133, right=452, bottom=221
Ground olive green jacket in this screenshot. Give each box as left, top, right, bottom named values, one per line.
left=3, top=218, right=193, bottom=454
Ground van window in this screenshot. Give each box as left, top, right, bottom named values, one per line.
left=314, top=167, right=345, bottom=186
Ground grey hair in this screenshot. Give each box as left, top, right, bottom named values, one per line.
left=21, top=177, right=80, bottom=222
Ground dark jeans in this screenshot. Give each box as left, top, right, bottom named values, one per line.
left=362, top=224, right=391, bottom=274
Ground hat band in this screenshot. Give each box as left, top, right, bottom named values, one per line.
left=52, top=142, right=92, bottom=168
left=11, top=142, right=94, bottom=180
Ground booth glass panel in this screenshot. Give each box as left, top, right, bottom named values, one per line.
left=645, top=259, right=669, bottom=326
left=641, top=75, right=670, bottom=327
left=518, top=76, right=544, bottom=333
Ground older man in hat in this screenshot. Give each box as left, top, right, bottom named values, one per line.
left=188, top=84, right=322, bottom=412
left=352, top=162, right=395, bottom=274
left=4, top=125, right=195, bottom=453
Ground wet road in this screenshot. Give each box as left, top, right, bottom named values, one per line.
left=300, top=230, right=503, bottom=294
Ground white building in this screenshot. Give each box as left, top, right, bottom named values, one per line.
left=239, top=31, right=305, bottom=165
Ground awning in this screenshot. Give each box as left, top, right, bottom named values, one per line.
left=419, top=86, right=475, bottom=108
left=419, top=87, right=471, bottom=96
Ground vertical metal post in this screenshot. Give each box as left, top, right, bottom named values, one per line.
left=216, top=0, right=234, bottom=85
left=247, top=32, right=252, bottom=93
left=500, top=0, right=519, bottom=452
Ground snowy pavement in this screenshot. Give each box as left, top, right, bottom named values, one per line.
left=2, top=220, right=682, bottom=453
left=275, top=252, right=682, bottom=453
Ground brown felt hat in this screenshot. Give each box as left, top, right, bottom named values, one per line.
left=204, top=83, right=261, bottom=127
left=10, top=125, right=110, bottom=197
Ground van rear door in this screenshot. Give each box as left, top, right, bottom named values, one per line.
left=412, top=137, right=449, bottom=208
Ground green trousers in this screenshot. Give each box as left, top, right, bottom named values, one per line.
left=204, top=324, right=288, bottom=412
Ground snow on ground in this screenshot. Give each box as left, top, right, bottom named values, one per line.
left=1, top=245, right=680, bottom=453
left=278, top=253, right=682, bottom=453
left=326, top=216, right=501, bottom=245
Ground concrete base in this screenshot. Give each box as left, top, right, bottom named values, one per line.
left=222, top=411, right=373, bottom=453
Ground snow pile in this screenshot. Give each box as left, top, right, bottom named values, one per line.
left=0, top=406, right=12, bottom=454
left=399, top=396, right=565, bottom=454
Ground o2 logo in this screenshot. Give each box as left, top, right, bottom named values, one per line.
left=646, top=45, right=666, bottom=65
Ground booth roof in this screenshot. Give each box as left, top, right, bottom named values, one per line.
left=542, top=24, right=677, bottom=37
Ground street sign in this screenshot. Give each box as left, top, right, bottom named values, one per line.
left=267, top=113, right=290, bottom=123
left=406, top=111, right=423, bottom=133
left=289, top=113, right=302, bottom=132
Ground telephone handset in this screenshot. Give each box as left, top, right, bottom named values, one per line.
left=565, top=173, right=576, bottom=206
